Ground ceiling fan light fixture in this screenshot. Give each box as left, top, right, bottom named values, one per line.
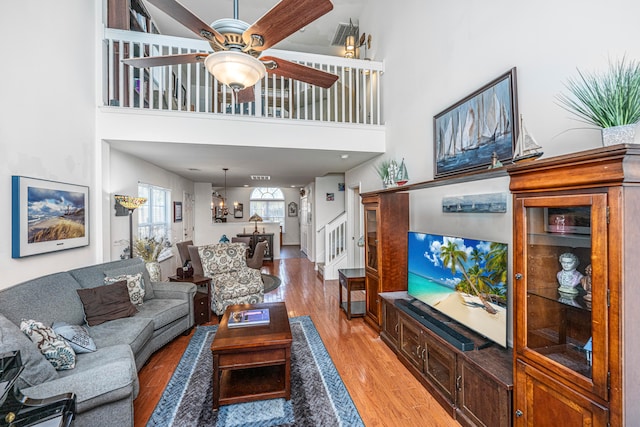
left=205, top=51, right=266, bottom=90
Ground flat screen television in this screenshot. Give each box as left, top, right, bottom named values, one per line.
left=407, top=231, right=508, bottom=348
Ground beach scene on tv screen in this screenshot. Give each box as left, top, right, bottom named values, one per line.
left=408, top=232, right=507, bottom=347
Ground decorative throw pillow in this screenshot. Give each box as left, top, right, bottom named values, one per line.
left=20, top=319, right=76, bottom=370
left=104, top=263, right=155, bottom=300
left=52, top=322, right=96, bottom=353
left=0, top=314, right=58, bottom=388
left=104, top=272, right=145, bottom=305
left=77, top=280, right=138, bottom=326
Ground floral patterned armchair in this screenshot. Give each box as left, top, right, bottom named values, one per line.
left=196, top=243, right=264, bottom=315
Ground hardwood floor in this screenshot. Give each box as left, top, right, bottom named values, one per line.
left=134, top=256, right=460, bottom=426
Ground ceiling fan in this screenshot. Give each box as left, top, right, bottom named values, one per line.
left=123, top=0, right=339, bottom=98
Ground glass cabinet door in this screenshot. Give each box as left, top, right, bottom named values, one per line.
left=515, top=193, right=608, bottom=399
left=365, top=205, right=378, bottom=272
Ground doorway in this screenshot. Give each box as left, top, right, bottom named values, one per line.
left=347, top=184, right=364, bottom=268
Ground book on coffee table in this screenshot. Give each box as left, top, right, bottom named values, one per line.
left=228, top=308, right=270, bottom=327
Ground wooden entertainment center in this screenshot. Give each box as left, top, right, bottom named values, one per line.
left=380, top=292, right=513, bottom=427
left=366, top=145, right=640, bottom=426
left=362, top=189, right=512, bottom=427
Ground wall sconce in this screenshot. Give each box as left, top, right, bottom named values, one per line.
left=344, top=19, right=358, bottom=59
left=344, top=35, right=356, bottom=59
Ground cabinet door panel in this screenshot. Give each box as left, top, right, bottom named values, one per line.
left=515, top=360, right=608, bottom=427
left=364, top=204, right=379, bottom=273
left=424, top=334, right=456, bottom=403
left=381, top=299, right=399, bottom=347
left=457, top=358, right=511, bottom=427
left=399, top=316, right=423, bottom=371
left=365, top=273, right=380, bottom=324
left=515, top=194, right=608, bottom=399
left=386, top=303, right=399, bottom=342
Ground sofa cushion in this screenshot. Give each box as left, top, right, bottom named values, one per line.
left=134, top=298, right=190, bottom=331
left=20, top=319, right=76, bottom=370
left=104, top=262, right=155, bottom=301
left=88, top=317, right=154, bottom=355
left=0, top=314, right=58, bottom=389
left=24, top=344, right=138, bottom=414
left=53, top=322, right=96, bottom=353
left=77, top=281, right=138, bottom=326
left=69, top=258, right=154, bottom=301
left=199, top=243, right=248, bottom=276
left=104, top=272, right=145, bottom=305
left=0, top=272, right=86, bottom=327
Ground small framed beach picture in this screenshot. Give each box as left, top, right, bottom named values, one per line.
left=12, top=176, right=89, bottom=258
left=433, top=67, right=518, bottom=178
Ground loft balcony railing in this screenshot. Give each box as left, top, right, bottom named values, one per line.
left=104, top=29, right=384, bottom=125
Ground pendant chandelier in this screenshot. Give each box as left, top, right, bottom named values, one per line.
left=217, top=168, right=239, bottom=217
left=220, top=168, right=230, bottom=216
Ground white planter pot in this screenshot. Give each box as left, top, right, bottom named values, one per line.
left=601, top=123, right=637, bottom=146
left=145, top=261, right=161, bottom=282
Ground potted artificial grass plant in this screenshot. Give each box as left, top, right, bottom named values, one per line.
left=557, top=57, right=640, bottom=146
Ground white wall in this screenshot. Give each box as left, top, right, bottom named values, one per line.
left=313, top=174, right=346, bottom=263
left=347, top=0, right=640, bottom=347
left=0, top=1, right=98, bottom=289
left=314, top=174, right=346, bottom=227
left=107, top=147, right=194, bottom=279
left=355, top=0, right=640, bottom=194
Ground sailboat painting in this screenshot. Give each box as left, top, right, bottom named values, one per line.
left=434, top=68, right=518, bottom=178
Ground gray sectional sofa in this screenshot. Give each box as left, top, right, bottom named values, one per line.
left=0, top=257, right=196, bottom=426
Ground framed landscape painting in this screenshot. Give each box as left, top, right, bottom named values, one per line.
left=434, top=68, right=518, bottom=178
left=12, top=176, right=89, bottom=258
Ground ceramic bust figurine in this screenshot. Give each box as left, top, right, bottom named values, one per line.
left=557, top=252, right=584, bottom=295
left=581, top=264, right=593, bottom=302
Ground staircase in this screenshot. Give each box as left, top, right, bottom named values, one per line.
left=317, top=213, right=348, bottom=280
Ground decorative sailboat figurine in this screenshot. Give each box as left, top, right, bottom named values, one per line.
left=513, top=114, right=543, bottom=162
left=395, top=158, right=409, bottom=186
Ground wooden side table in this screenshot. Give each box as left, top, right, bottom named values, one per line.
left=168, top=274, right=212, bottom=325
left=338, top=268, right=366, bottom=319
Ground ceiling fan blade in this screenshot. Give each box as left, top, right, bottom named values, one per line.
left=146, top=0, right=225, bottom=44
left=236, top=87, right=255, bottom=104
left=261, top=56, right=339, bottom=89
left=122, top=52, right=208, bottom=68
left=243, top=0, right=333, bottom=51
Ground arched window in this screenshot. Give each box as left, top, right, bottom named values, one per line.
left=250, top=187, right=285, bottom=231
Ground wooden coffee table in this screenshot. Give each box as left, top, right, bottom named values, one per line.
left=211, top=302, right=292, bottom=410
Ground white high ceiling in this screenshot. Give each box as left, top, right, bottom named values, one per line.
left=125, top=0, right=374, bottom=188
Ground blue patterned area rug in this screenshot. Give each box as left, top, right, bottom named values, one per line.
left=147, top=316, right=364, bottom=426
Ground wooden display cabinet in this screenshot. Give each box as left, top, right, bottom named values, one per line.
left=361, top=191, right=409, bottom=330
left=508, top=144, right=640, bottom=426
